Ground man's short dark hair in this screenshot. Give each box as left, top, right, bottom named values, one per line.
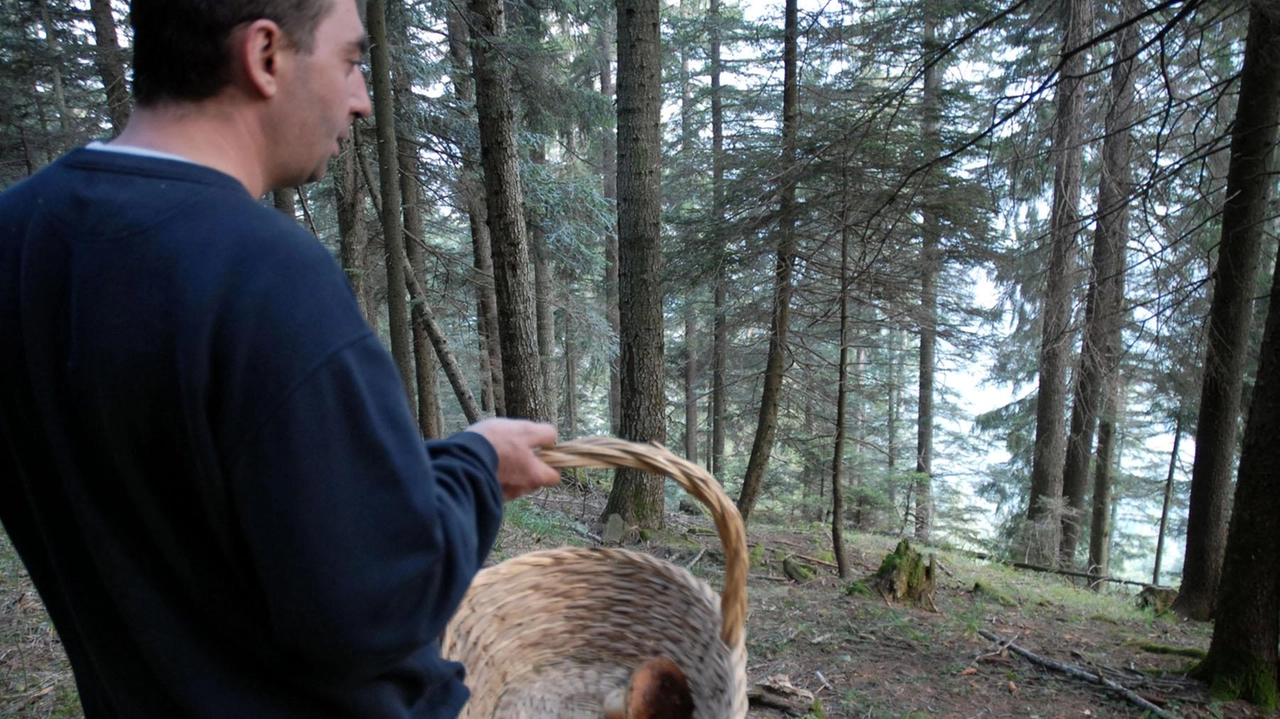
left=130, top=0, right=335, bottom=106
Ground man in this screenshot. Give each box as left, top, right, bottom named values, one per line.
left=0, top=0, right=560, bottom=716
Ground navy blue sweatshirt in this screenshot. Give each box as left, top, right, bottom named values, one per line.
left=0, top=148, right=504, bottom=718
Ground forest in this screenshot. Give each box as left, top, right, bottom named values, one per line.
left=0, top=0, right=1278, bottom=714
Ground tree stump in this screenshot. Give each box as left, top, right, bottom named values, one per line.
left=782, top=557, right=815, bottom=584
left=872, top=539, right=936, bottom=611
left=1137, top=585, right=1179, bottom=615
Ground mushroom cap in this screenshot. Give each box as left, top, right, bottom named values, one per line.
left=626, top=656, right=694, bottom=719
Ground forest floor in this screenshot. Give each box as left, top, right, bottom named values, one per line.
left=2, top=481, right=1276, bottom=719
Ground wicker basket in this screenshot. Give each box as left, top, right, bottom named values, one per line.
left=442, top=436, right=748, bottom=719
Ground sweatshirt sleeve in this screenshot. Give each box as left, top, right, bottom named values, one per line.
left=223, top=333, right=504, bottom=681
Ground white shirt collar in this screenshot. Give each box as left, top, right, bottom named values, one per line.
left=86, top=141, right=196, bottom=166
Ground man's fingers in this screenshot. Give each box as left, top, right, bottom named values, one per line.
left=526, top=422, right=558, bottom=447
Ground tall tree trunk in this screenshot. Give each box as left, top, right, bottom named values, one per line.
left=737, top=0, right=799, bottom=525
left=1026, top=0, right=1092, bottom=566
left=709, top=0, right=728, bottom=479
left=472, top=210, right=505, bottom=415
left=853, top=334, right=868, bottom=528
left=601, top=0, right=666, bottom=527
left=831, top=217, right=852, bottom=579
left=531, top=165, right=557, bottom=427
left=1064, top=7, right=1138, bottom=565
left=335, top=136, right=378, bottom=328
left=801, top=366, right=819, bottom=507
left=534, top=240, right=556, bottom=424
left=36, top=0, right=72, bottom=141
left=563, top=304, right=579, bottom=437
left=914, top=16, right=942, bottom=545
left=402, top=259, right=483, bottom=425
left=88, top=0, right=130, bottom=134
left=1152, top=415, right=1183, bottom=586
left=272, top=189, right=297, bottom=219
left=400, top=143, right=443, bottom=437
left=685, top=302, right=699, bottom=462
left=598, top=22, right=622, bottom=434
left=679, top=39, right=699, bottom=465
left=446, top=7, right=504, bottom=416
left=1174, top=1, right=1280, bottom=621
left=367, top=0, right=416, bottom=412
left=469, top=0, right=549, bottom=422
left=390, top=0, right=442, bottom=437
left=887, top=328, right=902, bottom=524
left=1199, top=146, right=1280, bottom=710
left=1088, top=372, right=1122, bottom=581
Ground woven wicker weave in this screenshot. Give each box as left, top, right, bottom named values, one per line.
left=442, top=436, right=748, bottom=719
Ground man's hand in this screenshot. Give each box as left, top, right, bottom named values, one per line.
left=466, top=418, right=560, bottom=501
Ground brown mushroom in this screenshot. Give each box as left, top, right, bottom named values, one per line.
left=603, top=656, right=695, bottom=719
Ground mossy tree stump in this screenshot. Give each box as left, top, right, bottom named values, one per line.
left=872, top=539, right=936, bottom=611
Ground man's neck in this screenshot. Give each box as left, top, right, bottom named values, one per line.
left=113, top=102, right=271, bottom=198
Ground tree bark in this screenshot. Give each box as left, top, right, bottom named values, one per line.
left=685, top=301, right=699, bottom=463
left=36, top=0, right=72, bottom=141
left=914, top=15, right=941, bottom=545
left=367, top=0, right=416, bottom=412
left=530, top=147, right=558, bottom=427
left=1200, top=134, right=1280, bottom=710
left=1065, top=6, right=1138, bottom=565
left=887, top=328, right=902, bottom=525
left=737, top=0, right=799, bottom=525
left=469, top=0, right=549, bottom=422
left=709, top=0, right=728, bottom=479
left=853, top=333, right=869, bottom=528
left=1026, top=0, right=1092, bottom=566
left=335, top=136, right=378, bottom=328
left=400, top=143, right=443, bottom=437
left=831, top=216, right=852, bottom=579
left=88, top=0, right=130, bottom=134
left=402, top=259, right=483, bottom=425
left=601, top=0, right=666, bottom=528
left=446, top=7, right=504, bottom=416
left=1174, top=0, right=1280, bottom=621
left=272, top=189, right=297, bottom=220
left=598, top=22, right=622, bottom=435
left=389, top=0, right=442, bottom=437
left=680, top=33, right=699, bottom=466
left=563, top=302, right=579, bottom=437
left=1088, top=372, right=1121, bottom=581
left=1152, top=415, right=1183, bottom=586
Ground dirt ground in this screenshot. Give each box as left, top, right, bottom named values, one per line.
left=3, top=485, right=1277, bottom=719
left=733, top=531, right=1260, bottom=719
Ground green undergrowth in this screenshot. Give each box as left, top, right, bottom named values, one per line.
left=488, top=498, right=589, bottom=561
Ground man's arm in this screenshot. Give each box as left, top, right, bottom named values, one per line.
left=224, top=335, right=549, bottom=681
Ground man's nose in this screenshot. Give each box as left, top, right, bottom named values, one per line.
left=351, top=73, right=372, bottom=120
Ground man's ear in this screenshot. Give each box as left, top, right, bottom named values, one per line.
left=234, top=19, right=290, bottom=99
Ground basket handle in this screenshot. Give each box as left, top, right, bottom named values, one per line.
left=534, top=436, right=748, bottom=648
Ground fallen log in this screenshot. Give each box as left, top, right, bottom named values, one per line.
left=1006, top=562, right=1156, bottom=588
left=950, top=549, right=1172, bottom=590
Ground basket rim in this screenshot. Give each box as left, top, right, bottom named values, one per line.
left=534, top=436, right=748, bottom=647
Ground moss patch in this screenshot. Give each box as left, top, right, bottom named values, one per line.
left=971, top=581, right=1017, bottom=607
left=1131, top=641, right=1207, bottom=659
left=873, top=539, right=936, bottom=610
left=1204, top=655, right=1279, bottom=712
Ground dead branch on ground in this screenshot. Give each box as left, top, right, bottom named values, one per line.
left=977, top=630, right=1180, bottom=719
